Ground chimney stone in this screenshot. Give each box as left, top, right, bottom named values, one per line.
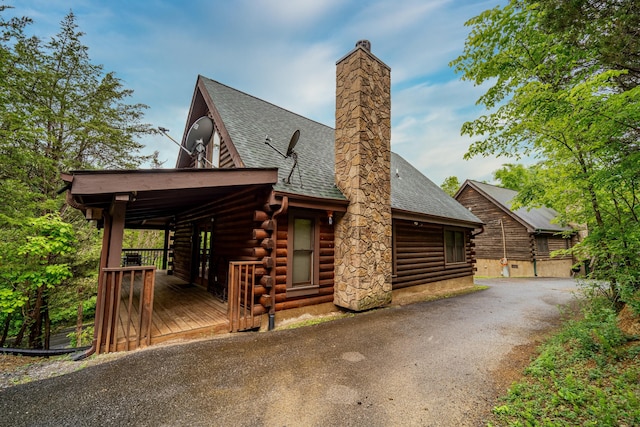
left=333, top=42, right=392, bottom=311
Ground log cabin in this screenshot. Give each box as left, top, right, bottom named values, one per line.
left=455, top=180, right=578, bottom=278
left=62, top=41, right=482, bottom=354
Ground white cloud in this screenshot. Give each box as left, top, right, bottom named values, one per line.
left=10, top=0, right=512, bottom=183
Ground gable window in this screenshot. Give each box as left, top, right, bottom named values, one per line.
left=287, top=211, right=320, bottom=296
left=206, top=131, right=221, bottom=168
left=444, top=229, right=466, bottom=264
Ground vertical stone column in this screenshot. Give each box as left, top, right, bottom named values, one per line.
left=334, top=41, right=392, bottom=311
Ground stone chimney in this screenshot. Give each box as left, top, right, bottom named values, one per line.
left=334, top=40, right=392, bottom=311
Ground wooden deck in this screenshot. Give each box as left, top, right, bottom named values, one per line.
left=115, top=271, right=230, bottom=351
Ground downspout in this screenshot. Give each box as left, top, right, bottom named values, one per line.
left=499, top=219, right=509, bottom=277
left=533, top=232, right=538, bottom=277
left=269, top=195, right=288, bottom=330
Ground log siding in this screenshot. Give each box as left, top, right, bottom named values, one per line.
left=456, top=186, right=533, bottom=261
left=392, top=220, right=474, bottom=289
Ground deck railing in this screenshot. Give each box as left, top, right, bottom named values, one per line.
left=121, top=248, right=170, bottom=270
left=96, top=266, right=156, bottom=354
left=228, top=261, right=261, bottom=332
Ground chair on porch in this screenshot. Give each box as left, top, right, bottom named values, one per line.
left=123, top=253, right=142, bottom=266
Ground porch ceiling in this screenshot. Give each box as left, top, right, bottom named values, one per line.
left=62, top=168, right=279, bottom=228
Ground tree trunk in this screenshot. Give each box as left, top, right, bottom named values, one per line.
left=28, top=285, right=45, bottom=349
left=0, top=313, right=12, bottom=347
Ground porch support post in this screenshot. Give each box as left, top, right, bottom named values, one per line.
left=94, top=195, right=128, bottom=354
left=162, top=227, right=170, bottom=270
left=106, top=195, right=128, bottom=268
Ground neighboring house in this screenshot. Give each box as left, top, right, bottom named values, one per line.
left=62, top=41, right=482, bottom=353
left=455, top=180, right=577, bottom=277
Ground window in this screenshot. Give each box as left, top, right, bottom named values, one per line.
left=445, top=229, right=466, bottom=264
left=292, top=218, right=313, bottom=285
left=535, top=236, right=549, bottom=255
left=206, top=131, right=221, bottom=168
left=287, top=212, right=320, bottom=295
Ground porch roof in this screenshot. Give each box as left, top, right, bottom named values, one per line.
left=62, top=168, right=279, bottom=228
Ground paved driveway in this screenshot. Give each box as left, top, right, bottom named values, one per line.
left=0, top=278, right=578, bottom=426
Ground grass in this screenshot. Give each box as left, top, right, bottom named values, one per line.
left=487, top=297, right=640, bottom=426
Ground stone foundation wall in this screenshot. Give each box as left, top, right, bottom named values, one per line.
left=475, top=258, right=575, bottom=278
left=334, top=41, right=392, bottom=311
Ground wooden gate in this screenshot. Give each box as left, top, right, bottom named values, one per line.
left=228, top=261, right=261, bottom=332
left=96, top=266, right=156, bottom=353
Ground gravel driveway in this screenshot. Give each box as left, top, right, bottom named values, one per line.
left=0, top=277, right=578, bottom=426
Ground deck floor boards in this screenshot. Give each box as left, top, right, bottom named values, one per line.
left=116, top=271, right=228, bottom=349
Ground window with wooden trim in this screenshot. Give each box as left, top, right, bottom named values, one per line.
left=444, top=229, right=466, bottom=264
left=287, top=211, right=320, bottom=295
left=535, top=236, right=549, bottom=256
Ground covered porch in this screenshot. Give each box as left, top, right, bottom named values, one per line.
left=61, top=168, right=279, bottom=354
left=114, top=271, right=229, bottom=351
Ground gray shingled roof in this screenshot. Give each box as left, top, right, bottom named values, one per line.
left=468, top=180, right=570, bottom=232
left=201, top=76, right=481, bottom=225
left=201, top=77, right=344, bottom=201
left=392, top=155, right=481, bottom=224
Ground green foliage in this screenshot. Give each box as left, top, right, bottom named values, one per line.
left=451, top=0, right=640, bottom=307
left=492, top=164, right=535, bottom=193
left=123, top=229, right=165, bottom=249
left=67, top=325, right=94, bottom=347
left=0, top=214, right=76, bottom=347
left=488, top=297, right=639, bottom=426
left=0, top=7, right=153, bottom=348
left=440, top=176, right=461, bottom=197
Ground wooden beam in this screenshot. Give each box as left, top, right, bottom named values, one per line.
left=69, top=168, right=278, bottom=195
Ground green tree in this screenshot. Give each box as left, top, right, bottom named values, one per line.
left=0, top=7, right=155, bottom=348
left=492, top=164, right=534, bottom=192
left=451, top=1, right=640, bottom=308
left=440, top=176, right=461, bottom=197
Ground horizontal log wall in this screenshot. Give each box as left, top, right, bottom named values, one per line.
left=456, top=186, right=533, bottom=261
left=272, top=212, right=335, bottom=311
left=537, top=236, right=572, bottom=260
left=393, top=220, right=474, bottom=290
left=172, top=222, right=194, bottom=280
left=172, top=189, right=271, bottom=285
left=218, top=139, right=235, bottom=168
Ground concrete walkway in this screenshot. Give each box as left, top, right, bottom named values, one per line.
left=0, top=278, right=578, bottom=426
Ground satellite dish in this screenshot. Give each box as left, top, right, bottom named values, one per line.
left=286, top=129, right=300, bottom=157
left=185, top=116, right=214, bottom=153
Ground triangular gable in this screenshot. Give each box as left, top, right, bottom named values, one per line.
left=457, top=180, right=569, bottom=233
left=177, top=76, right=482, bottom=226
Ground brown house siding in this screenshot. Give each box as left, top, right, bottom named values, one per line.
left=218, top=138, right=235, bottom=169
left=172, top=221, right=193, bottom=280
left=392, top=220, right=474, bottom=289
left=536, top=235, right=572, bottom=260
left=269, top=212, right=335, bottom=311
left=456, top=186, right=533, bottom=261
left=172, top=189, right=270, bottom=285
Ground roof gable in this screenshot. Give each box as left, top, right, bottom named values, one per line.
left=460, top=180, right=570, bottom=233
left=195, top=76, right=481, bottom=226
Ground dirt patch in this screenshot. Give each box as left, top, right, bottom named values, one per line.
left=491, top=340, right=541, bottom=396
left=0, top=352, right=124, bottom=389
left=618, top=304, right=640, bottom=336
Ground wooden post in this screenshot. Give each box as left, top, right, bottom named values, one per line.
left=162, top=227, right=170, bottom=270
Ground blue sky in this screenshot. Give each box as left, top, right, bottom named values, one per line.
left=6, top=0, right=507, bottom=185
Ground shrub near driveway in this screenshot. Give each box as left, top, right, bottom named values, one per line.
left=488, top=298, right=640, bottom=426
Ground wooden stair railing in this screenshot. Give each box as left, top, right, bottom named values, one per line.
left=96, top=266, right=156, bottom=354
left=228, top=261, right=261, bottom=332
